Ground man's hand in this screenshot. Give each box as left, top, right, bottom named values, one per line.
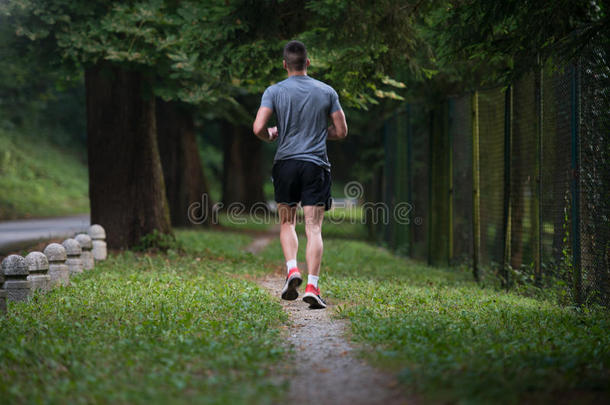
left=268, top=126, right=278, bottom=142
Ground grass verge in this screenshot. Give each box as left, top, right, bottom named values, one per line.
left=261, top=237, right=610, bottom=404
left=0, top=230, right=286, bottom=404
left=0, top=130, right=89, bottom=219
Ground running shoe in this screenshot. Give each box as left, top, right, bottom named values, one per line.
left=281, top=267, right=302, bottom=300
left=302, top=284, right=327, bottom=309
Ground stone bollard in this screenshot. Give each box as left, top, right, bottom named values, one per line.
left=25, top=252, right=51, bottom=293
left=44, top=243, right=70, bottom=287
left=89, top=224, right=107, bottom=261
left=1, top=255, right=31, bottom=302
left=75, top=233, right=94, bottom=270
left=62, top=238, right=83, bottom=276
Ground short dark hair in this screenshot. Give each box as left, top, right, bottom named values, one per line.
left=283, top=40, right=307, bottom=71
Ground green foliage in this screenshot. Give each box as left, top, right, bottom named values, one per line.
left=0, top=129, right=89, bottom=219
left=0, top=230, right=286, bottom=404
left=422, top=0, right=609, bottom=88
left=0, top=11, right=85, bottom=143
left=134, top=229, right=182, bottom=252
left=2, top=0, right=424, bottom=119
left=197, top=136, right=223, bottom=204
left=299, top=0, right=419, bottom=108
left=2, top=0, right=223, bottom=107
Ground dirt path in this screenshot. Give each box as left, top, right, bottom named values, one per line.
left=245, top=230, right=410, bottom=405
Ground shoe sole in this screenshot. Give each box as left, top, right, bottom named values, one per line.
left=303, top=292, right=327, bottom=309
left=281, top=275, right=302, bottom=300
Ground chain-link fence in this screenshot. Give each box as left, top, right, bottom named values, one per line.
left=478, top=88, right=506, bottom=271
left=378, top=44, right=609, bottom=307
left=375, top=104, right=430, bottom=260
left=511, top=73, right=540, bottom=282
left=579, top=38, right=610, bottom=306
left=540, top=62, right=574, bottom=297
left=409, top=104, right=431, bottom=261
left=450, top=95, right=473, bottom=266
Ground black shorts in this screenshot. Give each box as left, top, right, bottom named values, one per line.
left=272, top=159, right=332, bottom=211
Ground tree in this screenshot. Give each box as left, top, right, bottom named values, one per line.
left=221, top=121, right=266, bottom=209
left=3, top=0, right=207, bottom=247
left=156, top=100, right=213, bottom=227
left=86, top=63, right=171, bottom=247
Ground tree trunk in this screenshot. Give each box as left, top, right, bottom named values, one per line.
left=85, top=63, right=171, bottom=249
left=222, top=121, right=265, bottom=210
left=156, top=100, right=213, bottom=226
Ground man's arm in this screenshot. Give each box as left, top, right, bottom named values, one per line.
left=327, top=109, right=348, bottom=140
left=253, top=107, right=278, bottom=142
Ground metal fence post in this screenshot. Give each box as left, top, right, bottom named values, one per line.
left=383, top=120, right=394, bottom=247
left=472, top=91, right=481, bottom=282
left=533, top=59, right=543, bottom=286
left=428, top=103, right=451, bottom=266
left=394, top=106, right=410, bottom=254
left=502, top=85, right=513, bottom=288
left=571, top=62, right=583, bottom=305
left=427, top=110, right=433, bottom=264
left=448, top=98, right=455, bottom=264
left=406, top=103, right=414, bottom=257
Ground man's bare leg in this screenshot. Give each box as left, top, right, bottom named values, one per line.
left=302, top=205, right=327, bottom=308
left=278, top=203, right=302, bottom=300
left=304, top=205, right=325, bottom=276
left=278, top=203, right=298, bottom=263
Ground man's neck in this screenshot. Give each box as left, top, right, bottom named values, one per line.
left=287, top=70, right=307, bottom=77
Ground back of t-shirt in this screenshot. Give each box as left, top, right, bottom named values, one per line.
left=260, top=75, right=342, bottom=170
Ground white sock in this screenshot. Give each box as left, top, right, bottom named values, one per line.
left=286, top=259, right=297, bottom=272
left=308, top=275, right=319, bottom=288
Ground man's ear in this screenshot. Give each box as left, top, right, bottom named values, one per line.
left=283, top=60, right=288, bottom=70
left=306, top=58, right=311, bottom=68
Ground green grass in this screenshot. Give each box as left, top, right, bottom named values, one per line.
left=292, top=206, right=368, bottom=240
left=0, top=130, right=89, bottom=219
left=261, top=238, right=610, bottom=404
left=218, top=208, right=368, bottom=240
left=215, top=213, right=274, bottom=233
left=4, top=217, right=608, bottom=404
left=215, top=207, right=369, bottom=240
left=0, top=230, right=286, bottom=404
left=178, top=228, right=254, bottom=256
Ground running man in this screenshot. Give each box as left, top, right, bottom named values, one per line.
left=252, top=40, right=348, bottom=309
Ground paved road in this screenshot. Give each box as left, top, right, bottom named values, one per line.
left=0, top=215, right=90, bottom=255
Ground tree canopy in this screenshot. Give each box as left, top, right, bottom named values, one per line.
left=422, top=0, right=609, bottom=88
left=2, top=0, right=426, bottom=118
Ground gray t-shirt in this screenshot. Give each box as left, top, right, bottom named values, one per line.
left=260, top=75, right=342, bottom=170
